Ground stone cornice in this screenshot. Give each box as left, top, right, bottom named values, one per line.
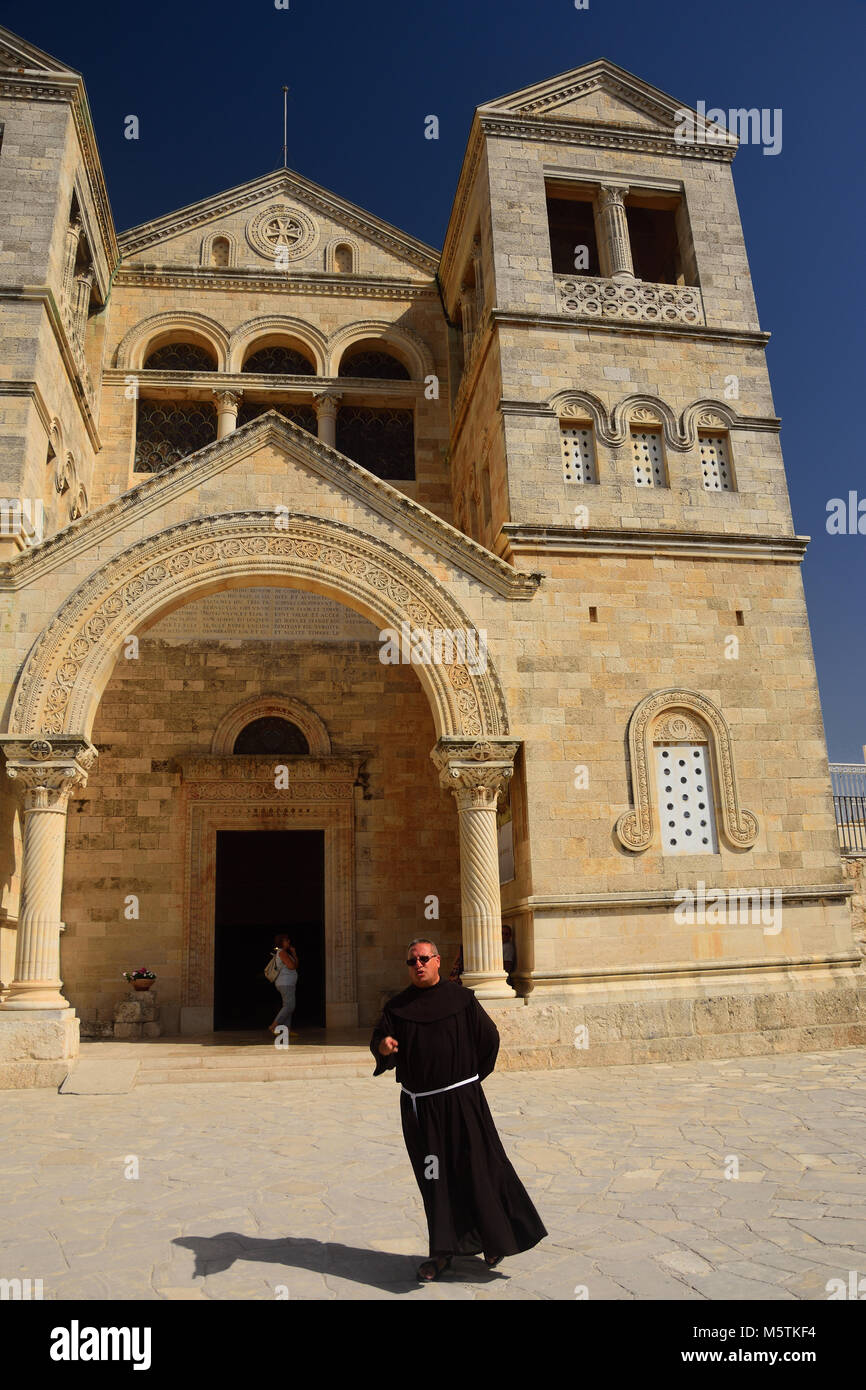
left=479, top=111, right=737, bottom=163
left=497, top=524, right=808, bottom=564
left=440, top=113, right=486, bottom=290
left=0, top=412, right=540, bottom=600
left=117, top=169, right=439, bottom=273
left=523, top=949, right=861, bottom=988
left=0, top=379, right=52, bottom=435
left=491, top=309, right=770, bottom=348
left=102, top=368, right=421, bottom=401
left=0, top=288, right=101, bottom=448
left=506, top=884, right=853, bottom=913
left=114, top=265, right=438, bottom=301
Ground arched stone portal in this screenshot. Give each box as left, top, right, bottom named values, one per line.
left=1, top=512, right=518, bottom=1056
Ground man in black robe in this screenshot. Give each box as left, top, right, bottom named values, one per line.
left=370, top=937, right=547, bottom=1281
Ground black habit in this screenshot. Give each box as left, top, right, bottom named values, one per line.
left=370, top=978, right=547, bottom=1260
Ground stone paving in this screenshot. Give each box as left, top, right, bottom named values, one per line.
left=1, top=1047, right=865, bottom=1300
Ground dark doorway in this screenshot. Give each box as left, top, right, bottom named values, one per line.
left=213, top=830, right=325, bottom=1031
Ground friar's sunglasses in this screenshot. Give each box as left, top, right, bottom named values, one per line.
left=406, top=954, right=439, bottom=966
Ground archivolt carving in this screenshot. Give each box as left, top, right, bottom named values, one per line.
left=211, top=694, right=331, bottom=756
left=115, top=312, right=230, bottom=371
left=227, top=315, right=327, bottom=374
left=10, top=513, right=509, bottom=742
left=614, top=689, right=759, bottom=853
left=553, top=392, right=769, bottom=452
left=653, top=713, right=705, bottom=743
left=327, top=320, right=434, bottom=380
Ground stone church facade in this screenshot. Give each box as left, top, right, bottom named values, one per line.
left=0, top=26, right=863, bottom=1086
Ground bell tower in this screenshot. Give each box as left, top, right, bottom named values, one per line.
left=0, top=26, right=117, bottom=554
left=439, top=61, right=861, bottom=1038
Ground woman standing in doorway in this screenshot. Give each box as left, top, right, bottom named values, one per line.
left=268, top=933, right=299, bottom=1041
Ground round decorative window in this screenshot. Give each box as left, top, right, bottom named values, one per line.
left=246, top=205, right=318, bottom=262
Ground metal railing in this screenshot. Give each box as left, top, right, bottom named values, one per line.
left=829, top=763, right=866, bottom=853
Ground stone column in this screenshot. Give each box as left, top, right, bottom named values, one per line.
left=0, top=737, right=97, bottom=1010
left=72, top=268, right=94, bottom=350
left=432, top=738, right=520, bottom=998
left=459, top=288, right=477, bottom=361
left=597, top=184, right=635, bottom=281
left=314, top=391, right=342, bottom=448
left=62, top=217, right=82, bottom=310
left=213, top=389, right=242, bottom=439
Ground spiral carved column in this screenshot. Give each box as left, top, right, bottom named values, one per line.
left=432, top=737, right=520, bottom=999
left=0, top=737, right=97, bottom=1010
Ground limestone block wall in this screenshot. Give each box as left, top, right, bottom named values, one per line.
left=0, top=96, right=71, bottom=287
left=484, top=132, right=760, bottom=331
left=59, top=635, right=459, bottom=1030
left=498, top=550, right=851, bottom=978
left=496, top=323, right=791, bottom=535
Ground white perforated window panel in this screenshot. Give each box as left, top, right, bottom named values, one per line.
left=699, top=434, right=733, bottom=491
left=655, top=744, right=718, bottom=855
left=560, top=426, right=596, bottom=483
left=632, top=430, right=665, bottom=487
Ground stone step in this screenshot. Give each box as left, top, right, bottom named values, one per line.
left=135, top=1059, right=372, bottom=1085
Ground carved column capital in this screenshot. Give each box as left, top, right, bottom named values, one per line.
left=598, top=183, right=629, bottom=209
left=431, top=737, right=519, bottom=797
left=313, top=390, right=343, bottom=416
left=212, top=389, right=242, bottom=411
left=1, top=737, right=98, bottom=811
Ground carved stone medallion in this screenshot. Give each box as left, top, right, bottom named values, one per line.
left=246, top=204, right=318, bottom=262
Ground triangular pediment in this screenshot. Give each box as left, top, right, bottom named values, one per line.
left=118, top=168, right=438, bottom=277
left=480, top=58, right=701, bottom=135
left=0, top=25, right=79, bottom=75
left=4, top=414, right=537, bottom=602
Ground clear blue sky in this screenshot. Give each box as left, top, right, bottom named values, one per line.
left=5, top=0, right=865, bottom=759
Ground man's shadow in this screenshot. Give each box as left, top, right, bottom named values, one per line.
left=173, top=1233, right=504, bottom=1294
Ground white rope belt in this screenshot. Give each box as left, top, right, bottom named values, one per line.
left=401, top=1073, right=479, bottom=1118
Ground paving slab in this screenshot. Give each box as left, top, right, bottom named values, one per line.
left=0, top=1046, right=864, bottom=1299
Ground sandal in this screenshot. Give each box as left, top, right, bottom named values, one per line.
left=484, top=1253, right=503, bottom=1268
left=417, top=1255, right=452, bottom=1282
